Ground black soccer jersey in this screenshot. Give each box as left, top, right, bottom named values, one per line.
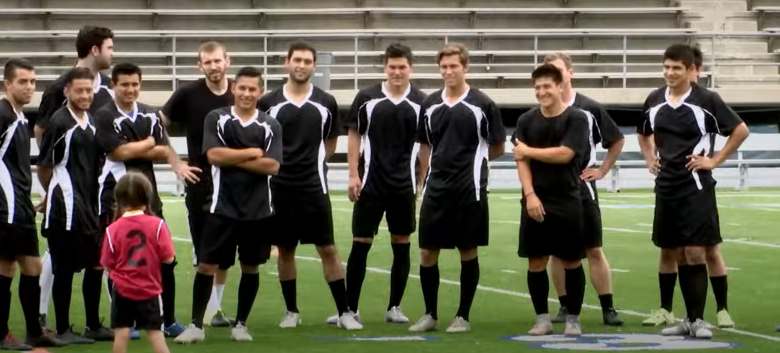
left=0, top=99, right=35, bottom=227
left=417, top=88, right=505, bottom=203
left=347, top=83, right=427, bottom=196
left=95, top=101, right=168, bottom=217
left=202, top=106, right=283, bottom=221
left=570, top=93, right=623, bottom=169
left=39, top=106, right=100, bottom=234
left=38, top=72, right=113, bottom=130
left=162, top=79, right=234, bottom=172
left=258, top=84, right=339, bottom=193
left=637, top=84, right=742, bottom=196
left=514, top=106, right=590, bottom=197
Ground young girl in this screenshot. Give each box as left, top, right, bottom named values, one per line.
left=100, top=172, right=174, bottom=353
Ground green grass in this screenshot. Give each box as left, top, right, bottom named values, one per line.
left=8, top=189, right=780, bottom=352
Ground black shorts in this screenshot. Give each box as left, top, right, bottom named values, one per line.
left=418, top=193, right=488, bottom=250
left=352, top=191, right=416, bottom=237
left=0, top=222, right=39, bottom=261
left=185, top=179, right=212, bottom=263
left=110, top=290, right=163, bottom=330
left=269, top=186, right=334, bottom=248
left=581, top=182, right=603, bottom=249
left=44, top=228, right=101, bottom=274
left=652, top=185, right=721, bottom=249
left=518, top=192, right=585, bottom=261
left=200, top=213, right=272, bottom=268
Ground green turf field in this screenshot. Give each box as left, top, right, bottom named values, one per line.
left=8, top=189, right=780, bottom=352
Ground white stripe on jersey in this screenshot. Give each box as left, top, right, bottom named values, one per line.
left=462, top=100, right=489, bottom=202
left=98, top=159, right=127, bottom=215
left=359, top=97, right=385, bottom=190
left=309, top=100, right=332, bottom=194
left=45, top=126, right=78, bottom=230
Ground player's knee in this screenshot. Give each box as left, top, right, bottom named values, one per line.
left=316, top=245, right=339, bottom=260
left=390, top=235, right=410, bottom=244
left=0, top=260, right=16, bottom=277
left=240, top=264, right=259, bottom=274
left=420, top=248, right=439, bottom=266
left=683, top=246, right=706, bottom=264
left=18, top=257, right=42, bottom=276
left=528, top=256, right=548, bottom=272
left=197, top=263, right=218, bottom=275
left=586, top=248, right=605, bottom=263
left=353, top=237, right=373, bottom=245
left=458, top=247, right=478, bottom=261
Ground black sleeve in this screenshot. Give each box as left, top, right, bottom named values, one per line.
left=265, top=120, right=284, bottom=164
left=37, top=84, right=65, bottom=130
left=636, top=96, right=654, bottom=136
left=484, top=99, right=506, bottom=145
left=513, top=112, right=530, bottom=144
left=707, top=91, right=743, bottom=136
left=594, top=106, right=623, bottom=148
left=346, top=90, right=368, bottom=131
left=161, top=88, right=183, bottom=124
left=562, top=112, right=589, bottom=155
left=95, top=111, right=124, bottom=154
left=37, top=118, right=62, bottom=167
left=201, top=111, right=223, bottom=154
left=325, top=95, right=341, bottom=139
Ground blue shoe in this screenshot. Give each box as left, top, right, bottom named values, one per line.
left=130, top=328, right=141, bottom=340
left=164, top=322, right=186, bottom=338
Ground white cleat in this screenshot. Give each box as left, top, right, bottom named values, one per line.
left=445, top=316, right=471, bottom=333
left=279, top=311, right=301, bottom=328
left=564, top=315, right=582, bottom=337
left=661, top=318, right=691, bottom=336
left=327, top=311, right=360, bottom=325
left=385, top=306, right=410, bottom=324
left=408, top=314, right=437, bottom=332
left=689, top=319, right=713, bottom=339
left=337, top=311, right=364, bottom=331
left=528, top=314, right=554, bottom=336
left=173, top=324, right=205, bottom=344
left=230, top=323, right=253, bottom=342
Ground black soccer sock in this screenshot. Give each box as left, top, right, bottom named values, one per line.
left=52, top=271, right=73, bottom=334
left=346, top=241, right=371, bottom=312
left=106, top=277, right=115, bottom=299
left=0, top=275, right=12, bottom=339
left=527, top=270, right=549, bottom=315
left=558, top=295, right=568, bottom=311
left=235, top=272, right=260, bottom=325
left=19, top=274, right=43, bottom=337
left=328, top=279, right=348, bottom=316
left=388, top=242, right=410, bottom=310
left=710, top=275, right=728, bottom=311
left=688, top=264, right=708, bottom=321
left=191, top=272, right=214, bottom=328
left=659, top=272, right=677, bottom=312
left=161, top=261, right=177, bottom=326
left=83, top=268, right=103, bottom=329
left=280, top=279, right=299, bottom=313
left=419, top=264, right=439, bottom=320
left=565, top=266, right=586, bottom=316
left=456, top=258, right=479, bottom=321
left=677, top=265, right=692, bottom=320
left=598, top=294, right=615, bottom=313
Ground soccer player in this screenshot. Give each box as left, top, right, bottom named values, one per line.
left=0, top=59, right=63, bottom=350
left=408, top=43, right=505, bottom=333
left=637, top=44, right=749, bottom=339
left=160, top=41, right=235, bottom=328
left=100, top=172, right=174, bottom=353
left=328, top=43, right=426, bottom=325
left=95, top=62, right=196, bottom=337
left=514, top=64, right=590, bottom=337
left=37, top=67, right=107, bottom=344
left=259, top=42, right=362, bottom=330
left=643, top=46, right=735, bottom=329
left=36, top=25, right=114, bottom=330
left=174, top=67, right=281, bottom=343
left=543, top=53, right=625, bottom=326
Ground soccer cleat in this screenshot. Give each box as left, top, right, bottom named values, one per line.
left=337, top=311, right=364, bottom=331
left=643, top=308, right=676, bottom=326
left=716, top=309, right=735, bottom=328
left=83, top=324, right=114, bottom=341
left=173, top=324, right=205, bottom=344
left=776, top=324, right=780, bottom=332
left=551, top=306, right=568, bottom=323
left=130, top=328, right=141, bottom=340
left=661, top=318, right=690, bottom=336
left=230, top=323, right=253, bottom=342
left=279, top=311, right=301, bottom=328
left=210, top=310, right=234, bottom=327
left=445, top=316, right=471, bottom=333
left=602, top=308, right=624, bottom=326
left=163, top=322, right=186, bottom=338
left=2, top=333, right=33, bottom=351
left=689, top=319, right=713, bottom=339
left=325, top=313, right=339, bottom=325
left=408, top=314, right=437, bottom=332
left=385, top=306, right=410, bottom=324
left=26, top=331, right=66, bottom=348
left=56, top=327, right=95, bottom=345
left=564, top=315, right=582, bottom=337
left=527, top=314, right=553, bottom=336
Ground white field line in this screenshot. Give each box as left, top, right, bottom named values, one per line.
left=170, top=235, right=780, bottom=342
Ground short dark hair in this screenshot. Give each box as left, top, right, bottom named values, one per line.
left=691, top=45, right=703, bottom=70
left=384, top=43, right=413, bottom=65
left=111, top=62, right=142, bottom=83
left=531, top=63, right=563, bottom=84
left=287, top=41, right=317, bottom=62
left=663, top=44, right=695, bottom=69
left=64, top=67, right=94, bottom=85
left=235, top=66, right=264, bottom=86
left=76, top=26, right=114, bottom=59
left=4, top=58, right=34, bottom=82
left=114, top=171, right=154, bottom=215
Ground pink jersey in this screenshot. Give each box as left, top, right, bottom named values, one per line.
left=100, top=213, right=175, bottom=301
